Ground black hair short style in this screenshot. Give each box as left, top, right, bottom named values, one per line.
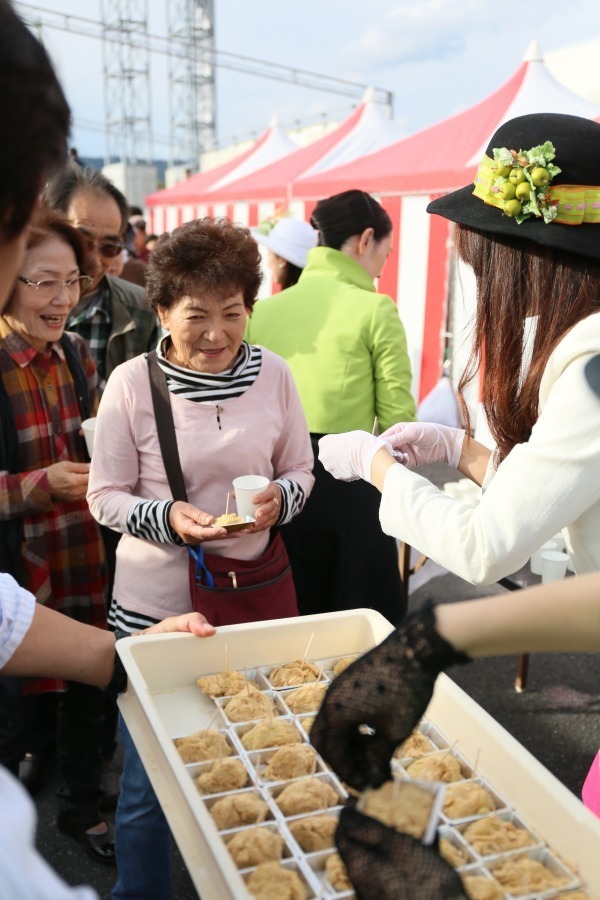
left=145, top=218, right=263, bottom=313
left=0, top=1, right=71, bottom=239
left=44, top=165, right=130, bottom=237
left=310, top=189, right=392, bottom=251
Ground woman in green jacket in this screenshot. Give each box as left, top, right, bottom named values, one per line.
left=246, top=189, right=416, bottom=623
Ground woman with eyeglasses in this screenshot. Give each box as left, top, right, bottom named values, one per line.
left=0, top=204, right=116, bottom=864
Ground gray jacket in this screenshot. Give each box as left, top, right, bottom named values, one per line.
left=104, top=275, right=160, bottom=379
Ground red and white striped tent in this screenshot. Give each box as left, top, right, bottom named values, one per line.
left=147, top=90, right=402, bottom=230
left=292, top=41, right=600, bottom=403
left=202, top=88, right=402, bottom=208
left=146, top=119, right=297, bottom=235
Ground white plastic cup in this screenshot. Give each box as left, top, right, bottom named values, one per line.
left=232, top=475, right=270, bottom=520
left=567, top=553, right=576, bottom=573
left=81, top=417, right=96, bottom=457
left=530, top=541, right=558, bottom=575
left=540, top=550, right=569, bottom=584
left=551, top=532, right=566, bottom=553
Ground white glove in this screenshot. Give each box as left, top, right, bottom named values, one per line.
left=318, top=431, right=393, bottom=483
left=379, top=422, right=465, bottom=469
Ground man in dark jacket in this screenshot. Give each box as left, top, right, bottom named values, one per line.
left=44, top=166, right=160, bottom=395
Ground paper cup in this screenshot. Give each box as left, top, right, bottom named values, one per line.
left=232, top=475, right=270, bottom=520
left=530, top=541, right=558, bottom=575
left=540, top=550, right=569, bottom=584
left=551, top=532, right=566, bottom=553
left=81, top=417, right=96, bottom=457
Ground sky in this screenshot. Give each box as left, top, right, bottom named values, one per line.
left=14, top=0, right=600, bottom=161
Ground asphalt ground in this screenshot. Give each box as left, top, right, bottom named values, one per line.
left=28, top=464, right=600, bottom=899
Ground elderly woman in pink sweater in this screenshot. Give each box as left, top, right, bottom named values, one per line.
left=87, top=217, right=314, bottom=900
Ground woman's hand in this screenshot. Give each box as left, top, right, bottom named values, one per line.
left=135, top=611, right=216, bottom=638
left=336, top=807, right=467, bottom=900
left=168, top=501, right=232, bottom=544
left=248, top=482, right=282, bottom=534
left=379, top=422, right=465, bottom=469
left=46, top=460, right=90, bottom=501
left=310, top=603, right=470, bottom=791
left=318, top=432, right=393, bottom=483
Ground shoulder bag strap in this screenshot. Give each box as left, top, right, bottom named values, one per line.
left=146, top=350, right=188, bottom=503
left=146, top=351, right=214, bottom=586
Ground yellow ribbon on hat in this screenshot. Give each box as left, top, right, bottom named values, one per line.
left=473, top=155, right=600, bottom=225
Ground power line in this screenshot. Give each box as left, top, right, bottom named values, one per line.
left=17, top=2, right=393, bottom=110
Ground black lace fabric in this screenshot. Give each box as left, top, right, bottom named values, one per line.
left=311, top=601, right=471, bottom=790
left=336, top=806, right=468, bottom=900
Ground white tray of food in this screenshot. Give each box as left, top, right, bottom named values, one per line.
left=116, top=610, right=600, bottom=899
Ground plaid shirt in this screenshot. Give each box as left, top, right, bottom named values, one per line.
left=0, top=319, right=107, bottom=636
left=67, top=282, right=111, bottom=394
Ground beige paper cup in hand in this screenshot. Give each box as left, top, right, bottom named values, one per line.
left=540, top=550, right=569, bottom=584
left=232, top=475, right=270, bottom=520
left=81, top=417, right=97, bottom=457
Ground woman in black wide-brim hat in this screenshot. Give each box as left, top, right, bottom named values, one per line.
left=307, top=114, right=600, bottom=898
left=318, top=112, right=600, bottom=583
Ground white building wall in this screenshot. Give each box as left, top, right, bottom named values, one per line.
left=102, top=163, right=158, bottom=210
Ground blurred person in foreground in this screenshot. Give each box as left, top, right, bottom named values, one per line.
left=320, top=115, right=600, bottom=581
left=313, top=363, right=600, bottom=898
left=247, top=189, right=416, bottom=624
left=0, top=6, right=216, bottom=897
left=311, top=562, right=600, bottom=899
left=87, top=216, right=314, bottom=899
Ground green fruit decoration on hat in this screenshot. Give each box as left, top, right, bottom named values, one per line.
left=509, top=168, right=527, bottom=185
left=500, top=182, right=517, bottom=201
left=503, top=199, right=523, bottom=218
left=531, top=167, right=550, bottom=187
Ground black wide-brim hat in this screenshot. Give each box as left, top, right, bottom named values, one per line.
left=427, top=113, right=600, bottom=261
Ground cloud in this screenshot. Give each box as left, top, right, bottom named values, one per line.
left=339, top=0, right=489, bottom=73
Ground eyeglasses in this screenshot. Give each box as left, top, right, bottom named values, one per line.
left=17, top=275, right=94, bottom=298
left=77, top=233, right=125, bottom=259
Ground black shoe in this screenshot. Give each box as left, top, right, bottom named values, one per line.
left=19, top=753, right=52, bottom=796
left=57, top=819, right=116, bottom=866
left=98, top=758, right=120, bottom=812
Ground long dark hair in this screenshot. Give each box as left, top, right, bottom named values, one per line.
left=310, top=189, right=391, bottom=250
left=455, top=224, right=600, bottom=462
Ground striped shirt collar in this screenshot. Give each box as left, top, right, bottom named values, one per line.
left=157, top=336, right=253, bottom=387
